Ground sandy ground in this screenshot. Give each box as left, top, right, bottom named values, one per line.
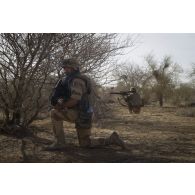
left=1, top=105, right=195, bottom=163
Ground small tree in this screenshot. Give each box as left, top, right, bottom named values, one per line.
left=171, top=83, right=195, bottom=106
left=0, top=33, right=136, bottom=128
left=113, top=63, right=152, bottom=104
left=50, top=33, right=136, bottom=84
left=145, top=54, right=182, bottom=107
left=0, top=33, right=60, bottom=127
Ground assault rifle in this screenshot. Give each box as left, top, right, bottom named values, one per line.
left=110, top=91, right=132, bottom=107
left=110, top=91, right=132, bottom=96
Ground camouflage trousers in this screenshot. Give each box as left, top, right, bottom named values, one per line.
left=51, top=108, right=109, bottom=147
left=127, top=104, right=141, bottom=114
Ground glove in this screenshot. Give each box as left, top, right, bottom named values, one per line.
left=57, top=98, right=64, bottom=105
left=54, top=98, right=65, bottom=110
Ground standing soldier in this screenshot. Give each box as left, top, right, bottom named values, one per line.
left=46, top=58, right=126, bottom=150
left=126, top=87, right=142, bottom=114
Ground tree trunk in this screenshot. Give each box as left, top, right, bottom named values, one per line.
left=159, top=94, right=163, bottom=107
left=4, top=109, right=10, bottom=124
left=11, top=111, right=21, bottom=125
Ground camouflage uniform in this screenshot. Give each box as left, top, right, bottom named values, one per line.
left=47, top=58, right=126, bottom=150
left=126, top=88, right=142, bottom=114
left=50, top=77, right=92, bottom=147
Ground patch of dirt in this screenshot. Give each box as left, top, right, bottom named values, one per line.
left=1, top=105, right=195, bottom=163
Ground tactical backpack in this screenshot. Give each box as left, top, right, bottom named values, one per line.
left=74, top=75, right=93, bottom=129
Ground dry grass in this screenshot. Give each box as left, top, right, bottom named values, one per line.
left=1, top=105, right=195, bottom=162
left=176, top=107, right=195, bottom=117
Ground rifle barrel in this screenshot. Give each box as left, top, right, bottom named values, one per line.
left=110, top=91, right=131, bottom=95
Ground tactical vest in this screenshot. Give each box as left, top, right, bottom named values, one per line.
left=50, top=71, right=91, bottom=106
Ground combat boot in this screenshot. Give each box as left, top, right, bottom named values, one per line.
left=109, top=132, right=126, bottom=149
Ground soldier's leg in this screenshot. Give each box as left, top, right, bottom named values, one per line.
left=46, top=108, right=78, bottom=150
left=49, top=109, right=66, bottom=147
left=51, top=108, right=78, bottom=139
left=76, top=128, right=91, bottom=147
left=76, top=128, right=126, bottom=149
left=127, top=103, right=133, bottom=113
left=76, top=127, right=110, bottom=147
left=90, top=132, right=126, bottom=149
left=133, top=106, right=141, bottom=114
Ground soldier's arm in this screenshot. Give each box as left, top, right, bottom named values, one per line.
left=63, top=98, right=79, bottom=108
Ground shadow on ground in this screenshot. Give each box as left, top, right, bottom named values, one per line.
left=1, top=106, right=195, bottom=163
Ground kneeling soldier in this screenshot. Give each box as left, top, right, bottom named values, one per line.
left=46, top=58, right=126, bottom=150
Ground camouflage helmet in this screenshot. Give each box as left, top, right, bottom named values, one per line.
left=61, top=58, right=80, bottom=69
left=130, top=87, right=136, bottom=93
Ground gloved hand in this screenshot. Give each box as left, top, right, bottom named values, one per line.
left=57, top=98, right=64, bottom=105
left=54, top=98, right=65, bottom=110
